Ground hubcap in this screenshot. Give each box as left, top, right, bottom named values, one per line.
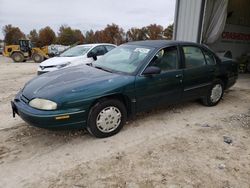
left=210, top=84, right=222, bottom=103
left=96, top=106, right=121, bottom=133
left=15, top=55, right=21, bottom=61
left=34, top=55, right=40, bottom=62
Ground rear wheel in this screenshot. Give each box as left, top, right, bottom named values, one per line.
left=87, top=99, right=127, bottom=138
left=202, top=80, right=224, bottom=106
left=32, top=53, right=44, bottom=63
left=11, top=52, right=24, bottom=62
left=246, top=62, right=250, bottom=72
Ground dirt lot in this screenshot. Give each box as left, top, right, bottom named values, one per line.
left=0, top=55, right=249, bottom=188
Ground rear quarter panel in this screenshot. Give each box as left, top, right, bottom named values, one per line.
left=218, top=57, right=238, bottom=89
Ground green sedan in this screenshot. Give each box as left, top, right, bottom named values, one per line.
left=11, top=40, right=238, bottom=138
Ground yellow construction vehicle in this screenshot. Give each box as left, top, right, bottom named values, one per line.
left=2, top=39, right=49, bottom=63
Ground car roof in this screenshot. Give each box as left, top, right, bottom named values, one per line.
left=78, top=43, right=116, bottom=48
left=125, top=40, right=203, bottom=48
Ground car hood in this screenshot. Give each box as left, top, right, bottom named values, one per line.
left=40, top=56, right=84, bottom=66
left=22, top=65, right=134, bottom=104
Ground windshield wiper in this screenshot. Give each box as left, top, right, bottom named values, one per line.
left=94, top=65, right=113, bottom=73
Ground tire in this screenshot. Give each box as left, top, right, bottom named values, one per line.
left=246, top=62, right=250, bottom=73
left=87, top=99, right=127, bottom=138
left=202, top=80, right=224, bottom=106
left=11, top=52, right=24, bottom=62
left=32, top=53, right=44, bottom=63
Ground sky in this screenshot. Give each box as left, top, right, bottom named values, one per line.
left=0, top=0, right=176, bottom=39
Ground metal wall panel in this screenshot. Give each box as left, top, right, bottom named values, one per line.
left=173, top=0, right=205, bottom=42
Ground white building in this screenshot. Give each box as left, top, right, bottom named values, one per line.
left=173, top=0, right=250, bottom=59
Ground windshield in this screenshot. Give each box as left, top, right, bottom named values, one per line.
left=93, top=45, right=154, bottom=74
left=60, top=45, right=91, bottom=57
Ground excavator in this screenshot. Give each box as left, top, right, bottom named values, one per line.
left=2, top=39, right=49, bottom=63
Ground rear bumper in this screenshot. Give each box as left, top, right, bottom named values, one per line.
left=225, top=75, right=238, bottom=89
left=11, top=93, right=88, bottom=129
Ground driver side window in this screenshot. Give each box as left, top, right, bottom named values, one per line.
left=90, top=46, right=107, bottom=56
left=149, top=46, right=178, bottom=72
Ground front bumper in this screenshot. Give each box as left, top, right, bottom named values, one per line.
left=11, top=93, right=88, bottom=129
left=37, top=67, right=58, bottom=75
left=37, top=71, right=49, bottom=75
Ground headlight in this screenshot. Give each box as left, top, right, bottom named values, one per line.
left=57, top=62, right=71, bottom=69
left=29, top=98, right=57, bottom=110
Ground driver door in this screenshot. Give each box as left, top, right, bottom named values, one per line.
left=135, top=46, right=183, bottom=112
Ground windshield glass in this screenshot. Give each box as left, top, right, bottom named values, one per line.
left=60, top=45, right=91, bottom=57
left=93, top=45, right=154, bottom=74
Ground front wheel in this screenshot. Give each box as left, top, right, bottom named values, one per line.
left=202, top=80, right=224, bottom=106
left=11, top=52, right=24, bottom=62
left=87, top=99, right=127, bottom=138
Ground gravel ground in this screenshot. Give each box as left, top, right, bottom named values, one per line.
left=0, top=56, right=250, bottom=188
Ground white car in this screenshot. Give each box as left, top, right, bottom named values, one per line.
left=37, top=43, right=116, bottom=75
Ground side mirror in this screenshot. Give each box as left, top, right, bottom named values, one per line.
left=87, top=51, right=97, bottom=61
left=142, top=66, right=161, bottom=76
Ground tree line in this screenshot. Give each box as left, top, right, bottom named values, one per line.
left=2, top=23, right=173, bottom=47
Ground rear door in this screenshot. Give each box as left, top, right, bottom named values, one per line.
left=181, top=45, right=213, bottom=100
left=135, top=46, right=183, bottom=112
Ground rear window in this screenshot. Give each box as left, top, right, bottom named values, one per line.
left=202, top=49, right=216, bottom=65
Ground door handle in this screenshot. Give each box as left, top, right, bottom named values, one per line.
left=175, top=74, right=183, bottom=78
left=159, top=77, right=168, bottom=81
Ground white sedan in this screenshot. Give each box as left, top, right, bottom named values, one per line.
left=37, top=43, right=116, bottom=75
